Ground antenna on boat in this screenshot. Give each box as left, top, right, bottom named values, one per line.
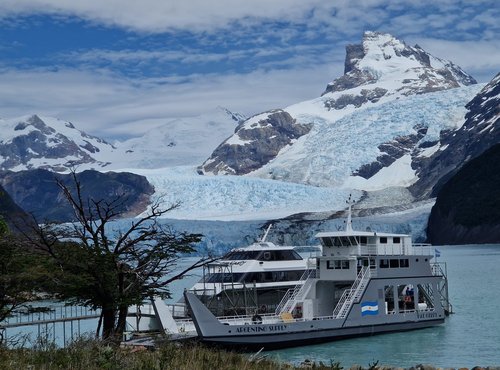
left=345, top=194, right=355, bottom=232
left=261, top=224, right=272, bottom=242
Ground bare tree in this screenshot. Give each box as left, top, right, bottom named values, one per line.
left=23, top=171, right=215, bottom=341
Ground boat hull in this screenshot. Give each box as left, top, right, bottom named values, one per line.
left=200, top=319, right=443, bottom=350
left=184, top=292, right=445, bottom=350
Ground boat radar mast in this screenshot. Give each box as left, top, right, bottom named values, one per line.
left=345, top=195, right=355, bottom=232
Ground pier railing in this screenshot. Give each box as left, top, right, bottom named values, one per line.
left=0, top=304, right=100, bottom=347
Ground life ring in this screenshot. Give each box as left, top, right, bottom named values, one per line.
left=252, top=314, right=263, bottom=324
left=404, top=295, right=412, bottom=303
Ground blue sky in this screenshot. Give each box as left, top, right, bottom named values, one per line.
left=0, top=0, right=498, bottom=139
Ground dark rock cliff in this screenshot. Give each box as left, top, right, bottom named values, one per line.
left=411, top=72, right=500, bottom=199
left=0, top=183, right=32, bottom=231
left=0, top=169, right=155, bottom=222
left=427, top=143, right=500, bottom=245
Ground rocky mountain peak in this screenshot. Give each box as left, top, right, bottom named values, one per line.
left=198, top=109, right=313, bottom=175
left=0, top=115, right=118, bottom=172
left=323, top=31, right=476, bottom=97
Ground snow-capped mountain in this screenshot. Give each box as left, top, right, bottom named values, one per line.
left=0, top=114, right=119, bottom=172
left=1, top=31, right=496, bottom=234
left=322, top=31, right=475, bottom=98
left=0, top=107, right=243, bottom=172
left=116, top=107, right=243, bottom=169
left=199, top=31, right=478, bottom=179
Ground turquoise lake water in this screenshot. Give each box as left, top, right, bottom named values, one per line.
left=267, top=244, right=500, bottom=368
left=4, top=244, right=500, bottom=367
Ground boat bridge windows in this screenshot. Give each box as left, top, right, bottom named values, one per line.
left=321, top=236, right=359, bottom=247
left=223, top=249, right=302, bottom=261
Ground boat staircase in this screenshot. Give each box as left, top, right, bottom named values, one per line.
left=431, top=262, right=453, bottom=314
left=333, top=265, right=373, bottom=319
left=275, top=269, right=317, bottom=315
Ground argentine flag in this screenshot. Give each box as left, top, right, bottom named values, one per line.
left=361, top=301, right=379, bottom=316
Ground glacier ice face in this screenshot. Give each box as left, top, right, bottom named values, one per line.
left=128, top=166, right=362, bottom=221
left=250, top=84, right=483, bottom=189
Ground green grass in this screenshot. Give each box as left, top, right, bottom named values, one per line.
left=0, top=338, right=312, bottom=370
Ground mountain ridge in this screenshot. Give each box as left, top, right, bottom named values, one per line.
left=199, top=31, right=478, bottom=183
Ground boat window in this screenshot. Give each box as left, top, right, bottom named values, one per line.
left=206, top=272, right=245, bottom=283
left=223, top=251, right=261, bottom=260
left=333, top=237, right=356, bottom=247
left=380, top=259, right=389, bottom=268
left=390, top=259, right=399, bottom=268
left=360, top=236, right=368, bottom=245
left=417, top=284, right=435, bottom=309
left=328, top=260, right=350, bottom=269
left=399, top=259, right=409, bottom=268
left=255, top=250, right=303, bottom=261
left=384, top=285, right=395, bottom=314
left=393, top=237, right=401, bottom=244
left=234, top=270, right=306, bottom=283
left=398, top=284, right=415, bottom=312
left=322, top=237, right=333, bottom=247
left=380, top=237, right=388, bottom=244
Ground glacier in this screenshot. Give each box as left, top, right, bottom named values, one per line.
left=250, top=84, right=483, bottom=188
left=107, top=85, right=485, bottom=249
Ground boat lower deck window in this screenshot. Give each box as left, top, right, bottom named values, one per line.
left=380, top=237, right=388, bottom=244
left=205, top=270, right=306, bottom=283
left=380, top=259, right=389, bottom=268
left=326, top=260, right=350, bottom=269
left=380, top=258, right=409, bottom=269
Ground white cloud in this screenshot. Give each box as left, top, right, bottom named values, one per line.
left=0, top=0, right=496, bottom=36
left=0, top=0, right=329, bottom=32
left=0, top=62, right=342, bottom=140
left=0, top=0, right=497, bottom=142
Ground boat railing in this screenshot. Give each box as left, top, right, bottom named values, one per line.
left=332, top=265, right=371, bottom=319
left=431, top=261, right=453, bottom=314
left=184, top=302, right=441, bottom=329
left=208, top=305, right=440, bottom=327
left=357, top=243, right=433, bottom=256
left=274, top=268, right=317, bottom=315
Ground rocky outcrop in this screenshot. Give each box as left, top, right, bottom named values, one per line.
left=427, top=144, right=500, bottom=245
left=0, top=169, right=155, bottom=222
left=322, top=31, right=476, bottom=108
left=353, top=124, right=428, bottom=179
left=411, top=72, right=500, bottom=199
left=0, top=183, right=32, bottom=231
left=0, top=115, right=116, bottom=172
left=199, top=110, right=312, bottom=175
